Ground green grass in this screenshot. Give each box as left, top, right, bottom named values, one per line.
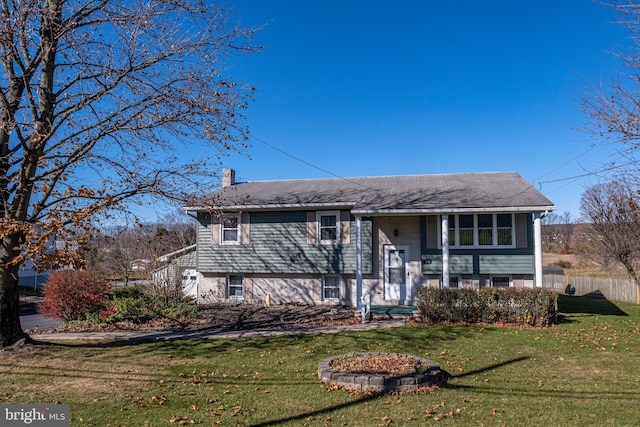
left=2, top=294, right=640, bottom=426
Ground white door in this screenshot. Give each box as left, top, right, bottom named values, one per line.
left=384, top=245, right=409, bottom=300
left=181, top=268, right=199, bottom=298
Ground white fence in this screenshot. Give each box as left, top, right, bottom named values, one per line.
left=543, top=274, right=638, bottom=304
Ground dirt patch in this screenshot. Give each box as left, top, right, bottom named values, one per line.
left=36, top=303, right=363, bottom=334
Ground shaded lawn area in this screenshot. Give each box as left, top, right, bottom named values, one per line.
left=1, top=295, right=639, bottom=426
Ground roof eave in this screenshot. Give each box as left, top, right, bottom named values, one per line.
left=351, top=205, right=557, bottom=216
left=183, top=202, right=356, bottom=212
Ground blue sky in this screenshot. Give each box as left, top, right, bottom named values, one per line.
left=216, top=0, right=628, bottom=219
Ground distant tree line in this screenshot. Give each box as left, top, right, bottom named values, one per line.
left=84, top=212, right=195, bottom=285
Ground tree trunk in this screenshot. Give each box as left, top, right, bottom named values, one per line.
left=0, top=242, right=28, bottom=346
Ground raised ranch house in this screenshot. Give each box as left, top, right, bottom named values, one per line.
left=182, top=169, right=555, bottom=308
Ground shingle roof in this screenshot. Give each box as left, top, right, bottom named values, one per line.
left=189, top=172, right=555, bottom=214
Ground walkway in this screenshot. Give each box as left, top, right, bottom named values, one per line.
left=31, top=318, right=406, bottom=343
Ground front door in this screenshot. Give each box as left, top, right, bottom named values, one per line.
left=384, top=245, right=409, bottom=300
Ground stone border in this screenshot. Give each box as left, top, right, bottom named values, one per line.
left=318, top=352, right=443, bottom=393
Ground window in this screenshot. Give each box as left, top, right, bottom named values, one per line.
left=458, top=214, right=474, bottom=246
left=317, top=211, right=339, bottom=244
left=492, top=276, right=510, bottom=288
left=322, top=276, right=341, bottom=300
left=440, top=214, right=515, bottom=248
left=496, top=214, right=513, bottom=246
left=221, top=214, right=240, bottom=244
left=447, top=217, right=456, bottom=246
left=478, top=214, right=493, bottom=246
left=449, top=276, right=459, bottom=288
left=227, top=274, right=244, bottom=298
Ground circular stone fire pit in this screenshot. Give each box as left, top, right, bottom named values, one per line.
left=318, top=352, right=444, bottom=393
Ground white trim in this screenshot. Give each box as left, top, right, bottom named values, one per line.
left=322, top=275, right=341, bottom=301
left=220, top=213, right=241, bottom=245
left=437, top=213, right=516, bottom=249
left=383, top=245, right=410, bottom=300
left=185, top=203, right=355, bottom=212
left=158, top=245, right=197, bottom=262
left=227, top=274, right=244, bottom=299
left=316, top=211, right=340, bottom=245
left=352, top=206, right=555, bottom=215
left=442, top=215, right=449, bottom=288
left=534, top=213, right=543, bottom=288
left=186, top=205, right=555, bottom=214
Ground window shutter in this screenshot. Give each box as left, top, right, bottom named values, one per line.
left=240, top=213, right=250, bottom=244
left=211, top=215, right=220, bottom=245
left=340, top=211, right=351, bottom=244
left=307, top=212, right=317, bottom=244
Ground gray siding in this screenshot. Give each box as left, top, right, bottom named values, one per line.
left=196, top=211, right=373, bottom=274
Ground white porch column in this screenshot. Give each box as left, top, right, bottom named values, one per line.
left=534, top=212, right=543, bottom=288
left=355, top=215, right=363, bottom=308
left=442, top=214, right=450, bottom=288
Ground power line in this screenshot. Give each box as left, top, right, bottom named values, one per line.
left=249, top=135, right=375, bottom=189
left=251, top=133, right=629, bottom=205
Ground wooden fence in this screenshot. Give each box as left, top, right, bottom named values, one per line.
left=543, top=274, right=638, bottom=304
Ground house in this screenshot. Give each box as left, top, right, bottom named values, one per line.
left=153, top=245, right=198, bottom=298
left=184, top=169, right=555, bottom=307
left=18, top=238, right=77, bottom=290
left=130, top=259, right=152, bottom=272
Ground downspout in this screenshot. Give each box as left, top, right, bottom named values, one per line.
left=533, top=211, right=548, bottom=288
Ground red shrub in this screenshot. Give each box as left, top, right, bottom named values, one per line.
left=38, top=271, right=110, bottom=321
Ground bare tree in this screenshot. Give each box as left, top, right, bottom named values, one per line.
left=580, top=1, right=640, bottom=177
left=0, top=0, right=257, bottom=346
left=541, top=211, right=574, bottom=253
left=580, top=181, right=640, bottom=303
left=85, top=214, right=196, bottom=285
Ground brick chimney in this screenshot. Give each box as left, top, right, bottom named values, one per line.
left=222, top=168, right=236, bottom=188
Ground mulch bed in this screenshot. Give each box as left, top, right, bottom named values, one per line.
left=331, top=353, right=422, bottom=376
left=32, top=303, right=364, bottom=334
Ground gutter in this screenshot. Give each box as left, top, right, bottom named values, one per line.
left=184, top=204, right=557, bottom=215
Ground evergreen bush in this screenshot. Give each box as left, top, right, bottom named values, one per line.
left=416, top=287, right=557, bottom=327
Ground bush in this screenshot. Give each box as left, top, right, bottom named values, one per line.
left=40, top=276, right=198, bottom=325
left=39, top=271, right=110, bottom=321
left=100, top=289, right=197, bottom=324
left=111, top=285, right=145, bottom=299
left=416, top=288, right=481, bottom=323
left=416, top=287, right=557, bottom=327
left=553, top=260, right=573, bottom=269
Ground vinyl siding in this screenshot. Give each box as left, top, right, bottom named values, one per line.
left=421, top=253, right=534, bottom=275
left=196, top=211, right=373, bottom=274
left=421, top=213, right=535, bottom=275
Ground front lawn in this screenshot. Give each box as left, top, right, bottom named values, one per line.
left=1, top=294, right=639, bottom=426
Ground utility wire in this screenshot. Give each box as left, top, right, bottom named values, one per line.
left=251, top=134, right=626, bottom=206
left=250, top=135, right=375, bottom=189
